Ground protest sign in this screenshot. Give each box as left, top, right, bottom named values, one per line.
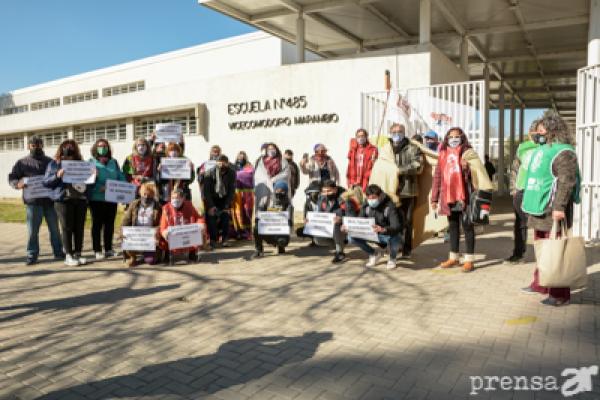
left=22, top=175, right=54, bottom=201
left=62, top=161, right=95, bottom=184
left=160, top=158, right=191, bottom=180
left=121, top=227, right=157, bottom=251
left=343, top=217, right=379, bottom=242
left=155, top=123, right=183, bottom=143
left=168, top=224, right=203, bottom=249
left=257, top=211, right=290, bottom=235
left=303, top=212, right=336, bottom=238
left=105, top=180, right=136, bottom=204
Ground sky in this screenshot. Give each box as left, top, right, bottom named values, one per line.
left=0, top=0, right=545, bottom=132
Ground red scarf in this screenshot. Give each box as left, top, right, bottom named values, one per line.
left=132, top=155, right=153, bottom=177
left=263, top=156, right=281, bottom=177
left=439, top=146, right=467, bottom=206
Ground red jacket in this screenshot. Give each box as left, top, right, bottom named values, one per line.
left=346, top=138, right=378, bottom=191
left=159, top=201, right=206, bottom=253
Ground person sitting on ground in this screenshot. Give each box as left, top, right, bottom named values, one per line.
left=345, top=184, right=402, bottom=269
left=202, top=154, right=236, bottom=249
left=296, top=180, right=322, bottom=247
left=159, top=187, right=206, bottom=264
left=252, top=180, right=293, bottom=259
left=121, top=182, right=163, bottom=267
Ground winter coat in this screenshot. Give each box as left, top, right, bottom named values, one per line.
left=346, top=138, right=378, bottom=191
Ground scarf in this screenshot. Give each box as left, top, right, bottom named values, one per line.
left=263, top=156, right=281, bottom=177
left=439, top=146, right=467, bottom=206
left=215, top=167, right=227, bottom=198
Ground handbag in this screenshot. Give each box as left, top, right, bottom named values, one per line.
left=534, top=221, right=588, bottom=289
left=468, top=189, right=492, bottom=225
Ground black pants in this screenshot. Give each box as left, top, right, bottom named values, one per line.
left=253, top=225, right=289, bottom=252
left=512, top=190, right=528, bottom=257
left=206, top=209, right=231, bottom=244
left=89, top=201, right=118, bottom=252
left=55, top=200, right=87, bottom=256
left=399, top=197, right=415, bottom=254
left=448, top=210, right=475, bottom=254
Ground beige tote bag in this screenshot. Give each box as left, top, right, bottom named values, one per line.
left=534, top=221, right=588, bottom=289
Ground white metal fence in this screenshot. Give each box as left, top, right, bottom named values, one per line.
left=574, top=65, right=600, bottom=242
left=361, top=80, right=486, bottom=159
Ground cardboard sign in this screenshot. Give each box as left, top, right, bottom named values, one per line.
left=105, top=180, right=137, bottom=204
left=121, top=227, right=157, bottom=251
left=155, top=123, right=183, bottom=143
left=303, top=212, right=336, bottom=238
left=343, top=217, right=379, bottom=242
left=257, top=211, right=290, bottom=235
left=22, top=175, right=54, bottom=201
left=160, top=158, right=191, bottom=180
left=62, top=161, right=96, bottom=184
left=168, top=224, right=203, bottom=249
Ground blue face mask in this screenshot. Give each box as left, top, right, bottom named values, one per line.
left=367, top=198, right=380, bottom=208
left=392, top=134, right=404, bottom=143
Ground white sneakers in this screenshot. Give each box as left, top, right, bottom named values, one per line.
left=386, top=260, right=397, bottom=269
left=65, top=254, right=87, bottom=266
left=95, top=252, right=105, bottom=260
left=365, top=252, right=382, bottom=267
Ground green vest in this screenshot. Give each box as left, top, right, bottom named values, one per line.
left=515, top=141, right=538, bottom=190
left=521, top=143, right=577, bottom=216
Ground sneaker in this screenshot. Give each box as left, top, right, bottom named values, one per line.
left=221, top=241, right=231, bottom=248
left=400, top=251, right=411, bottom=260
left=386, top=259, right=397, bottom=269
left=332, top=252, right=346, bottom=264
left=503, top=255, right=524, bottom=265
left=76, top=254, right=87, bottom=265
left=250, top=250, right=264, bottom=260
left=521, top=286, right=539, bottom=295
left=188, top=251, right=198, bottom=262
left=462, top=262, right=475, bottom=273
left=541, top=297, right=570, bottom=307
left=64, top=254, right=79, bottom=267
left=95, top=252, right=105, bottom=261
left=54, top=252, right=66, bottom=260
left=25, top=258, right=37, bottom=266
left=277, top=246, right=286, bottom=255
left=105, top=250, right=115, bottom=258
left=365, top=252, right=382, bottom=267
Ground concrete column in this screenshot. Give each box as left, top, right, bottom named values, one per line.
left=519, top=104, right=525, bottom=142
left=419, top=0, right=431, bottom=44
left=126, top=118, right=135, bottom=141
left=509, top=97, right=516, bottom=170
left=483, top=63, right=490, bottom=156
left=460, top=36, right=469, bottom=74
left=296, top=12, right=305, bottom=63
left=67, top=126, right=74, bottom=140
left=498, top=83, right=505, bottom=195
left=589, top=0, right=600, bottom=65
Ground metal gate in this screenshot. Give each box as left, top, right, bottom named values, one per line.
left=574, top=65, right=600, bottom=243
left=361, top=80, right=486, bottom=159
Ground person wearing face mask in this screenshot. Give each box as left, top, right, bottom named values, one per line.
left=8, top=136, right=64, bottom=265
left=156, top=143, right=195, bottom=205
left=89, top=139, right=125, bottom=260
left=197, top=145, right=222, bottom=195
left=120, top=182, right=163, bottom=267
left=296, top=180, right=323, bottom=247
left=388, top=123, right=423, bottom=259
left=254, top=143, right=268, bottom=169
left=251, top=180, right=293, bottom=259
left=231, top=151, right=255, bottom=240
left=43, top=140, right=92, bottom=267
left=423, top=130, right=440, bottom=152
left=504, top=119, right=542, bottom=265
left=299, top=143, right=340, bottom=185
left=159, top=187, right=206, bottom=264
left=122, top=138, right=156, bottom=192
left=347, top=128, right=378, bottom=193
left=431, top=128, right=480, bottom=273
left=254, top=143, right=291, bottom=215
left=345, top=184, right=401, bottom=269
left=284, top=149, right=300, bottom=198
left=521, top=114, right=581, bottom=307
left=202, top=155, right=236, bottom=249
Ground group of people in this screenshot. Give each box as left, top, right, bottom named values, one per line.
left=8, top=112, right=581, bottom=306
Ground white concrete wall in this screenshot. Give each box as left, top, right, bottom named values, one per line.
left=429, top=45, right=469, bottom=84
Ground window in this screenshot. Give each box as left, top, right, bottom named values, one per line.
left=63, top=90, right=98, bottom=105
left=103, top=81, right=145, bottom=97
left=35, top=130, right=68, bottom=147
left=31, top=98, right=60, bottom=111
left=74, top=121, right=126, bottom=144
left=0, top=134, right=24, bottom=152
left=1, top=105, right=28, bottom=116
left=134, top=112, right=197, bottom=138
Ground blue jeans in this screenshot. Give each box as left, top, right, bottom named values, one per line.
left=351, top=233, right=402, bottom=260
left=26, top=203, right=63, bottom=260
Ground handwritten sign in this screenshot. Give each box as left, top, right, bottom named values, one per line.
left=105, top=180, right=136, bottom=204
left=22, top=175, right=54, bottom=201
left=168, top=224, right=203, bottom=249
left=160, top=158, right=191, bottom=180
left=303, top=212, right=336, bottom=238
left=62, top=161, right=96, bottom=184
left=257, top=211, right=290, bottom=235
left=343, top=217, right=379, bottom=242
left=121, top=227, right=157, bottom=251
left=155, top=123, right=183, bottom=143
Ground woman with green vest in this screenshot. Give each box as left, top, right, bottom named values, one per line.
left=505, top=119, right=541, bottom=264
left=89, top=139, right=126, bottom=260
left=521, top=114, right=580, bottom=306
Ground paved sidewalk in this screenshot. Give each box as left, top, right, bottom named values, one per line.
left=0, top=206, right=599, bottom=400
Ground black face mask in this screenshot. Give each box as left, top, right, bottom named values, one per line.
left=30, top=148, right=44, bottom=158
left=309, top=193, right=319, bottom=202
left=140, top=196, right=153, bottom=206
left=326, top=193, right=337, bottom=200
left=533, top=134, right=547, bottom=145
left=63, top=147, right=74, bottom=157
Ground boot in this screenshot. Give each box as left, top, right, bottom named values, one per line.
left=462, top=254, right=475, bottom=273
left=439, top=252, right=460, bottom=268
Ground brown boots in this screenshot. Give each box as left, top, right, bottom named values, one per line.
left=439, top=253, right=475, bottom=272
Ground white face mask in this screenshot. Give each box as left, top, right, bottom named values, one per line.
left=267, top=150, right=277, bottom=158
left=137, top=145, right=147, bottom=155
left=169, top=151, right=178, bottom=158
left=171, top=198, right=183, bottom=209
left=357, top=137, right=367, bottom=145
left=392, top=133, right=404, bottom=143
left=448, top=138, right=462, bottom=148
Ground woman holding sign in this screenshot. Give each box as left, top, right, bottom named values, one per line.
left=89, top=139, right=126, bottom=260
left=156, top=143, right=195, bottom=204
left=43, top=140, right=92, bottom=267
left=122, top=138, right=156, bottom=190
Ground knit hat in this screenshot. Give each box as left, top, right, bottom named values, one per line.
left=424, top=130, right=438, bottom=140
left=274, top=180, right=289, bottom=192
left=304, top=180, right=322, bottom=194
